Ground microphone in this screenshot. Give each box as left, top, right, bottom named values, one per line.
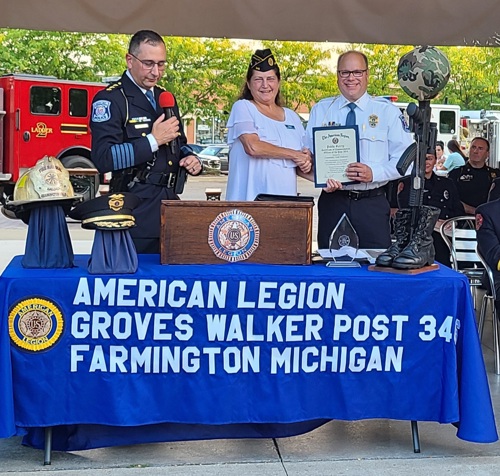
left=159, top=91, right=178, bottom=155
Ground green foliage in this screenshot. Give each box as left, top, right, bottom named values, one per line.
left=2, top=29, right=500, bottom=116
left=262, top=40, right=337, bottom=111
left=0, top=29, right=127, bottom=82
left=340, top=43, right=500, bottom=109
left=159, top=37, right=250, bottom=119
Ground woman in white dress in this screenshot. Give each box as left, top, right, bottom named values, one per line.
left=225, top=49, right=312, bottom=201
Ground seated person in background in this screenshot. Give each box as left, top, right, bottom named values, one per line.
left=487, top=177, right=500, bottom=202
left=435, top=140, right=447, bottom=170
left=448, top=137, right=499, bottom=215
left=476, top=198, right=500, bottom=310
left=436, top=139, right=466, bottom=172
left=397, top=151, right=464, bottom=267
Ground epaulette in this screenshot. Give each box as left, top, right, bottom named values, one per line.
left=373, top=96, right=393, bottom=104
left=105, top=82, right=123, bottom=92
left=156, top=84, right=166, bottom=92
left=317, top=96, right=338, bottom=105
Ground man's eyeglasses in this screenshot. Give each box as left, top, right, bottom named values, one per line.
left=337, top=69, right=367, bottom=78
left=129, top=52, right=166, bottom=71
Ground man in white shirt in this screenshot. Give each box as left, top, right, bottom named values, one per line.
left=306, top=50, right=413, bottom=249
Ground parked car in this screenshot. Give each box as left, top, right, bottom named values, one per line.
left=198, top=145, right=229, bottom=174
left=187, top=143, right=205, bottom=154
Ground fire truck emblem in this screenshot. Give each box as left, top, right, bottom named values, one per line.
left=338, top=235, right=351, bottom=247
left=208, top=209, right=260, bottom=262
left=9, top=297, right=64, bottom=352
left=31, top=122, right=53, bottom=138
left=92, top=100, right=111, bottom=122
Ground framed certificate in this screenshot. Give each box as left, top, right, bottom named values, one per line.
left=312, top=125, right=360, bottom=187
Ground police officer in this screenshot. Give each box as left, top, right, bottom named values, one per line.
left=397, top=152, right=464, bottom=267
left=448, top=137, right=499, bottom=215
left=476, top=198, right=500, bottom=309
left=90, top=30, right=202, bottom=254
left=487, top=177, right=500, bottom=202
left=305, top=50, right=413, bottom=249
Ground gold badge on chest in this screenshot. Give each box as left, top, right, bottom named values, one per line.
left=368, top=114, right=379, bottom=128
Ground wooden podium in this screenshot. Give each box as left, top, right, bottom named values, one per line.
left=160, top=200, right=313, bottom=265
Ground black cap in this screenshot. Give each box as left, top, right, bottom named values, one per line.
left=69, top=193, right=141, bottom=230
left=250, top=49, right=277, bottom=72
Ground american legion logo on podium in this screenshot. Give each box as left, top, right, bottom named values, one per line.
left=208, top=209, right=260, bottom=262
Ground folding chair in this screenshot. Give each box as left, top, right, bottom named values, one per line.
left=476, top=246, right=500, bottom=374
left=439, top=216, right=484, bottom=307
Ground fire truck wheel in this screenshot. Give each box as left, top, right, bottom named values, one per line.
left=61, top=155, right=100, bottom=202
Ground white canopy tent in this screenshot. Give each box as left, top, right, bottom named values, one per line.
left=2, top=0, right=500, bottom=46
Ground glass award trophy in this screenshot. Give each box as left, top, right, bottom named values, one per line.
left=326, top=213, right=361, bottom=268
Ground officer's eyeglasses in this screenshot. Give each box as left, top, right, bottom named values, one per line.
left=129, top=53, right=166, bottom=71
left=337, top=69, right=367, bottom=78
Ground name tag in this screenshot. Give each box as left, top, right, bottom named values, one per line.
left=134, top=124, right=149, bottom=129
left=129, top=116, right=151, bottom=124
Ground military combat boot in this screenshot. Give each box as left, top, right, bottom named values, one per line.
left=375, top=208, right=412, bottom=267
left=392, top=205, right=440, bottom=270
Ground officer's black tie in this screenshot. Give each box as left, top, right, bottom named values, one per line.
left=345, top=103, right=357, bottom=126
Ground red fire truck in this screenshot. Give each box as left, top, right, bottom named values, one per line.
left=0, top=73, right=105, bottom=201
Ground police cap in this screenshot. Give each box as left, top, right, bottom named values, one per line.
left=69, top=192, right=141, bottom=230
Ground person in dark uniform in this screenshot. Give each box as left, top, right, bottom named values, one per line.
left=305, top=50, right=413, bottom=249
left=476, top=198, right=500, bottom=311
left=448, top=137, right=499, bottom=216
left=487, top=177, right=500, bottom=202
left=90, top=30, right=202, bottom=254
left=397, top=152, right=464, bottom=267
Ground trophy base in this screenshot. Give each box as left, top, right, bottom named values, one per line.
left=326, top=261, right=361, bottom=268
left=367, top=263, right=440, bottom=274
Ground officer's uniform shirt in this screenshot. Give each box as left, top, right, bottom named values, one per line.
left=90, top=71, right=188, bottom=249
left=305, top=92, right=413, bottom=190
left=397, top=173, right=465, bottom=220
left=476, top=199, right=500, bottom=294
left=488, top=177, right=500, bottom=202
left=448, top=162, right=500, bottom=209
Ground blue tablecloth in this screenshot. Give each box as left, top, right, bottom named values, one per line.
left=0, top=255, right=497, bottom=449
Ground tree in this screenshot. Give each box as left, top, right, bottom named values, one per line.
left=159, top=37, right=251, bottom=120
left=0, top=29, right=127, bottom=82
left=261, top=40, right=338, bottom=111
left=440, top=46, right=500, bottom=109
left=337, top=43, right=500, bottom=110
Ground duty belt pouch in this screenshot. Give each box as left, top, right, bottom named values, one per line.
left=174, top=167, right=187, bottom=194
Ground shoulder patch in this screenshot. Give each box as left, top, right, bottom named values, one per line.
left=475, top=213, right=483, bottom=230
left=92, top=100, right=111, bottom=123
left=399, top=114, right=411, bottom=133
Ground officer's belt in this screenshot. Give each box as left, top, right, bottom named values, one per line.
left=136, top=172, right=177, bottom=188
left=337, top=187, right=385, bottom=200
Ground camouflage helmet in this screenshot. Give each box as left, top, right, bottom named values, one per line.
left=397, top=46, right=450, bottom=101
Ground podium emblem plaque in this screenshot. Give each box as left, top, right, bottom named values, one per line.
left=208, top=209, right=260, bottom=262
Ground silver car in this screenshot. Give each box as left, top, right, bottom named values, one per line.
left=198, top=145, right=228, bottom=174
